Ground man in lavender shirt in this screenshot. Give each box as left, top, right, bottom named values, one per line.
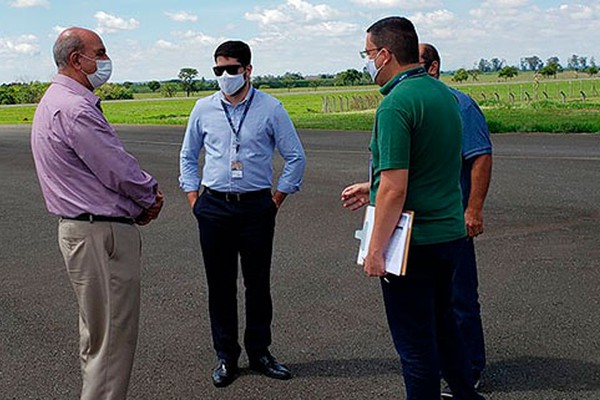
left=31, top=27, right=163, bottom=400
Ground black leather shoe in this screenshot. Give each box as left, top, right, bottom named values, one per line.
left=249, top=354, right=292, bottom=380
left=212, top=359, right=238, bottom=387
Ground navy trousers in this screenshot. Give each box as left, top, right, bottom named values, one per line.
left=194, top=190, right=277, bottom=362
left=453, top=237, right=486, bottom=376
left=381, top=238, right=485, bottom=400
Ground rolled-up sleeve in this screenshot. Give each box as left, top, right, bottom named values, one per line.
left=271, top=103, right=306, bottom=194
left=179, top=105, right=204, bottom=192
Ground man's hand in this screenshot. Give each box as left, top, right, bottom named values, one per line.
left=272, top=190, right=287, bottom=209
left=341, top=182, right=370, bottom=211
left=364, top=251, right=386, bottom=277
left=465, top=207, right=484, bottom=237
left=186, top=191, right=199, bottom=209
left=136, top=190, right=164, bottom=226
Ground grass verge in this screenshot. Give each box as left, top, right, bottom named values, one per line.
left=1, top=90, right=599, bottom=133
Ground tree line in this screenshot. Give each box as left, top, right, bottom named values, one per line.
left=452, top=54, right=598, bottom=83
left=1, top=53, right=598, bottom=105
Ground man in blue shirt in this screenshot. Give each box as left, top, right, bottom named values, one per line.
left=179, top=40, right=306, bottom=388
left=419, top=43, right=493, bottom=398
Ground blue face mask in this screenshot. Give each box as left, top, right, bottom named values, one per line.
left=364, top=50, right=384, bottom=82
left=217, top=71, right=246, bottom=96
left=80, top=54, right=112, bottom=89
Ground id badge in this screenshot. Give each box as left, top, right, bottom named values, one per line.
left=231, top=160, right=243, bottom=179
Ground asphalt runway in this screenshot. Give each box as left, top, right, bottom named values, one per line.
left=1, top=125, right=599, bottom=400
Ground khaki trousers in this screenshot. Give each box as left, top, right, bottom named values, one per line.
left=58, top=219, right=142, bottom=400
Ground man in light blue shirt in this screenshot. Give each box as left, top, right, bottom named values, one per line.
left=179, top=40, right=305, bottom=388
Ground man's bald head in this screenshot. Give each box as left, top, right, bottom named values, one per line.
left=53, top=27, right=101, bottom=69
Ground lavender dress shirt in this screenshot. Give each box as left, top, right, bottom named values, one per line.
left=31, top=75, right=157, bottom=218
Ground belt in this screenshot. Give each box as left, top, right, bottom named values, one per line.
left=62, top=214, right=135, bottom=225
left=204, top=187, right=271, bottom=202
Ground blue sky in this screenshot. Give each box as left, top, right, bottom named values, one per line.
left=0, top=0, right=598, bottom=83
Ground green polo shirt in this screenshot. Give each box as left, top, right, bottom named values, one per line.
left=369, top=67, right=466, bottom=245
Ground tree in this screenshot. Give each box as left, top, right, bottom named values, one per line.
left=336, top=69, right=363, bottom=86
left=490, top=57, right=505, bottom=72
left=452, top=68, right=469, bottom=83
left=467, top=69, right=480, bottom=81
left=547, top=56, right=561, bottom=66
left=540, top=63, right=558, bottom=79
left=178, top=68, right=198, bottom=97
left=586, top=65, right=599, bottom=77
left=148, top=80, right=161, bottom=92
left=520, top=56, right=543, bottom=71
left=477, top=58, right=491, bottom=73
left=567, top=54, right=579, bottom=70
left=95, top=83, right=134, bottom=100
left=498, top=66, right=518, bottom=80
left=162, top=83, right=178, bottom=97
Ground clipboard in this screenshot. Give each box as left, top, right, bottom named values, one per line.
left=354, top=205, right=414, bottom=276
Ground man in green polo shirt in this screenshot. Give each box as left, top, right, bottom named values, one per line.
left=341, top=16, right=484, bottom=400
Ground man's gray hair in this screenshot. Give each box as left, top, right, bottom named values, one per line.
left=53, top=30, right=84, bottom=68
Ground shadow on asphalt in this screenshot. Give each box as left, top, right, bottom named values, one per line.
left=484, top=356, right=600, bottom=394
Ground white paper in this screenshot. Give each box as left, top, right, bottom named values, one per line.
left=355, top=205, right=414, bottom=276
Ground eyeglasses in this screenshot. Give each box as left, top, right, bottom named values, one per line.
left=359, top=47, right=382, bottom=59
left=213, top=64, right=243, bottom=77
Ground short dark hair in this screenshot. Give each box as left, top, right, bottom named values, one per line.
left=366, top=16, right=419, bottom=65
left=214, top=40, right=251, bottom=66
left=420, top=43, right=440, bottom=72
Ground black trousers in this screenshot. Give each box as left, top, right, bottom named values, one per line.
left=194, top=189, right=277, bottom=362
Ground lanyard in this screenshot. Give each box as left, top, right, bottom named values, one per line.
left=221, top=88, right=256, bottom=152
left=387, top=67, right=426, bottom=92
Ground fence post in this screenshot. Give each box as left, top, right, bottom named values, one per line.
left=481, top=92, right=487, bottom=101
left=560, top=91, right=566, bottom=104
left=580, top=90, right=586, bottom=102
left=494, top=92, right=500, bottom=102
left=509, top=92, right=515, bottom=104
left=524, top=92, right=531, bottom=103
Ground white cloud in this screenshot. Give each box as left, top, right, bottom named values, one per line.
left=94, top=11, right=140, bottom=34
left=349, top=0, right=441, bottom=9
left=304, top=21, right=359, bottom=36
left=245, top=8, right=292, bottom=26
left=0, top=34, right=39, bottom=55
left=176, top=30, right=222, bottom=46
left=52, top=25, right=67, bottom=35
left=165, top=11, right=198, bottom=22
left=483, top=0, right=529, bottom=7
left=155, top=39, right=179, bottom=50
left=245, top=0, right=339, bottom=26
left=556, top=4, right=596, bottom=20
left=9, top=0, right=48, bottom=8
left=287, top=0, right=338, bottom=21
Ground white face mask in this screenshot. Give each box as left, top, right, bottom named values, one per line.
left=80, top=54, right=112, bottom=89
left=364, top=50, right=384, bottom=82
left=217, top=71, right=246, bottom=96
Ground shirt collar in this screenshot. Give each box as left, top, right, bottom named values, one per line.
left=379, top=66, right=426, bottom=96
left=218, top=85, right=255, bottom=106
left=52, top=74, right=100, bottom=106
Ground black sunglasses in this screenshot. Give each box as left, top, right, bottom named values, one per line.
left=213, top=64, right=243, bottom=77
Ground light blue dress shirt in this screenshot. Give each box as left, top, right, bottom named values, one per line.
left=179, top=87, right=306, bottom=194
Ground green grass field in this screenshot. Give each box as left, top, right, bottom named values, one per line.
left=2, top=72, right=600, bottom=133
